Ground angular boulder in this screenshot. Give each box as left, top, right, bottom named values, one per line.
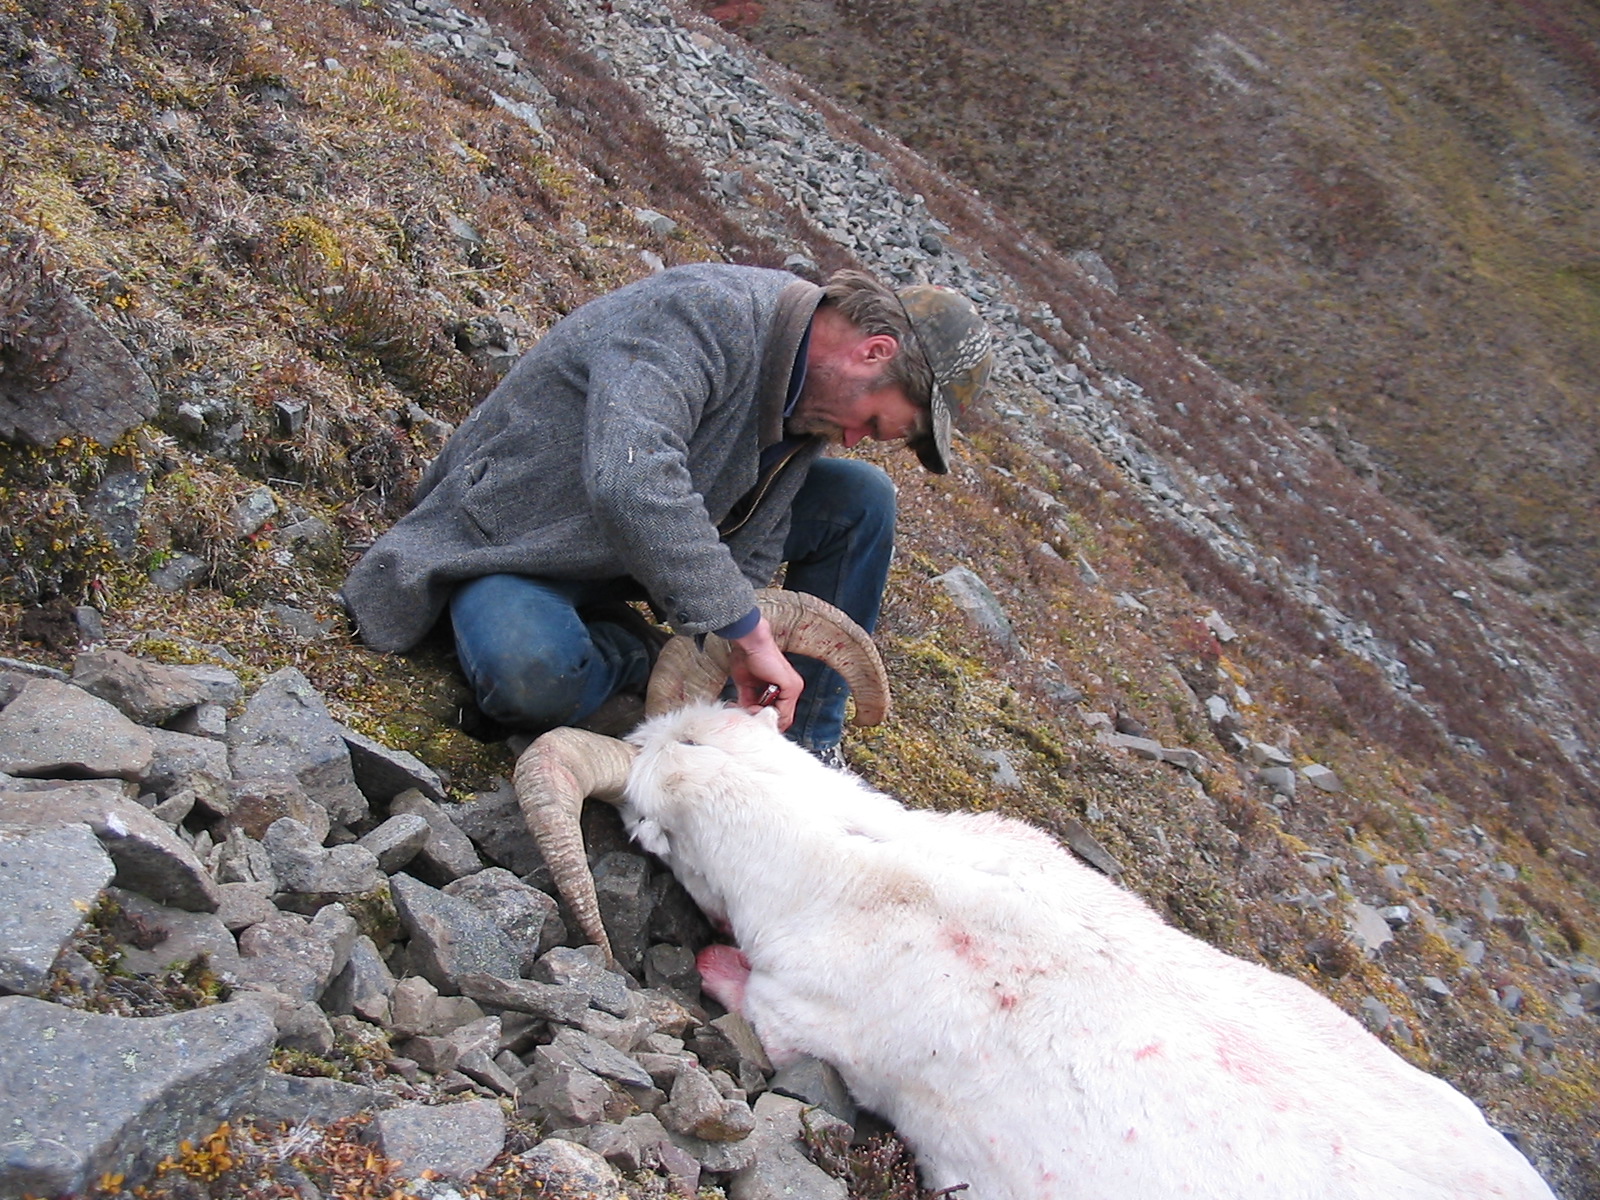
left=226, top=668, right=367, bottom=826
left=0, top=679, right=153, bottom=781
left=0, top=996, right=273, bottom=1198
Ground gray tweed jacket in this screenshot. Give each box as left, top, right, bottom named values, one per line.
left=342, top=264, right=826, bottom=652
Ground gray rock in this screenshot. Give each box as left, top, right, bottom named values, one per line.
left=660, top=1061, right=756, bottom=1142
left=445, top=867, right=565, bottom=972
left=390, top=789, right=484, bottom=883
left=150, top=788, right=196, bottom=826
left=142, top=727, right=230, bottom=811
left=728, top=1092, right=848, bottom=1200
left=1379, top=904, right=1412, bottom=928
left=769, top=1056, right=856, bottom=1126
left=644, top=943, right=699, bottom=995
left=226, top=668, right=368, bottom=826
left=322, top=934, right=398, bottom=1024
left=262, top=818, right=384, bottom=897
left=514, top=1137, right=625, bottom=1199
left=554, top=1118, right=657, bottom=1174
left=340, top=726, right=446, bottom=802
left=1301, top=763, right=1344, bottom=792
left=929, top=565, right=1023, bottom=657
left=548, top=1026, right=655, bottom=1089
left=222, top=777, right=331, bottom=840
left=272, top=996, right=336, bottom=1054
left=0, top=782, right=219, bottom=912
left=388, top=974, right=448, bottom=1039
left=358, top=813, right=432, bottom=872
left=1347, top=902, right=1395, bottom=956
left=1256, top=765, right=1298, bottom=798
left=522, top=1053, right=616, bottom=1127
left=166, top=665, right=243, bottom=709
left=533, top=945, right=632, bottom=1017
left=0, top=292, right=158, bottom=448
left=69, top=651, right=214, bottom=726
left=1159, top=745, right=1209, bottom=772
left=712, top=1012, right=773, bottom=1076
left=459, top=1045, right=520, bottom=1097
left=104, top=887, right=243, bottom=980
left=167, top=702, right=228, bottom=740
left=86, top=468, right=149, bottom=563
left=236, top=911, right=339, bottom=1004
left=0, top=678, right=154, bottom=781
left=595, top=857, right=656, bottom=979
left=0, top=823, right=114, bottom=995
left=1109, top=732, right=1164, bottom=760
left=632, top=208, right=679, bottom=237
left=367, top=1098, right=506, bottom=1182
left=212, top=830, right=277, bottom=888
left=215, top=881, right=277, bottom=931
left=0, top=996, right=273, bottom=1198
left=451, top=779, right=547, bottom=878
left=390, top=873, right=520, bottom=993
left=665, top=1124, right=758, bottom=1174
left=457, top=972, right=591, bottom=1024
left=148, top=552, right=208, bottom=592
left=1248, top=742, right=1294, bottom=767
left=243, top=1072, right=399, bottom=1125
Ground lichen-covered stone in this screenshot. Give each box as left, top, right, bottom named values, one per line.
left=226, top=668, right=368, bottom=826
left=0, top=996, right=273, bottom=1199
left=367, top=1098, right=506, bottom=1181
left=0, top=783, right=219, bottom=912
left=0, top=823, right=114, bottom=995
left=0, top=679, right=153, bottom=781
left=390, top=873, right=519, bottom=993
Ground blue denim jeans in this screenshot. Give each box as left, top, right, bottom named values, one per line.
left=448, top=457, right=896, bottom=749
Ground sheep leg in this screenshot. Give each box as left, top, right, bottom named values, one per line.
left=696, top=943, right=751, bottom=1011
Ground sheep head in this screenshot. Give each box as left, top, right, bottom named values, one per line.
left=513, top=588, right=889, bottom=962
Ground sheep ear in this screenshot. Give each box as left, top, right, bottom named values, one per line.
left=752, top=704, right=781, bottom=731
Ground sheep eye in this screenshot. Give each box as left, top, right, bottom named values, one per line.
left=679, top=738, right=701, bottom=747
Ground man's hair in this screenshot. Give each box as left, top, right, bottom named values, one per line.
left=820, top=269, right=935, bottom=404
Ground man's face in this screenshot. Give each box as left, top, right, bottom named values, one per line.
left=789, top=357, right=928, bottom=449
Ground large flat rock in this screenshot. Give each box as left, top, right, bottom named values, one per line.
left=0, top=996, right=274, bottom=1198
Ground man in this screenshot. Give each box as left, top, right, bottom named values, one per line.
left=342, top=262, right=993, bottom=759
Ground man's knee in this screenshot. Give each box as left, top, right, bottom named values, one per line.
left=796, top=458, right=897, bottom=530
left=466, top=638, right=591, bottom=729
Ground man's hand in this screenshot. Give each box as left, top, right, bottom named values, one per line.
left=726, top=615, right=804, bottom=730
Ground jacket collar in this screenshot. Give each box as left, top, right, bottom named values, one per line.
left=756, top=278, right=825, bottom=448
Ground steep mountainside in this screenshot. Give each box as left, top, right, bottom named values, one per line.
left=3, top=0, right=1600, bottom=1193
left=720, top=0, right=1600, bottom=631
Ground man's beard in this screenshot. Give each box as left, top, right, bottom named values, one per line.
left=784, top=411, right=845, bottom=442
left=785, top=360, right=887, bottom=443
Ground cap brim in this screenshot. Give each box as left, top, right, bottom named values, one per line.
left=910, top=384, right=953, bottom=474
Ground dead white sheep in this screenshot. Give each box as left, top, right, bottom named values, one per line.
left=516, top=612, right=1553, bottom=1200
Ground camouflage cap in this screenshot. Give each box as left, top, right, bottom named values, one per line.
left=897, top=284, right=995, bottom=474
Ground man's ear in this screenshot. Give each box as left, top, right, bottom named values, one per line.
left=857, top=333, right=899, bottom=365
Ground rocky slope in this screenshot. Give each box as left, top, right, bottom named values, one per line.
left=2, top=0, right=1599, bottom=1195
left=720, top=0, right=1600, bottom=631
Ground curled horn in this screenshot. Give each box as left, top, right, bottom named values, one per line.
left=512, top=727, right=637, bottom=960
left=516, top=588, right=890, bottom=963
left=646, top=588, right=890, bottom=724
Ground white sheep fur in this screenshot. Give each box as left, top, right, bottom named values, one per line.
left=620, top=701, right=1554, bottom=1200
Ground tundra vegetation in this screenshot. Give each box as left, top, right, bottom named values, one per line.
left=724, top=0, right=1600, bottom=628
left=1, top=0, right=1598, bottom=1196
